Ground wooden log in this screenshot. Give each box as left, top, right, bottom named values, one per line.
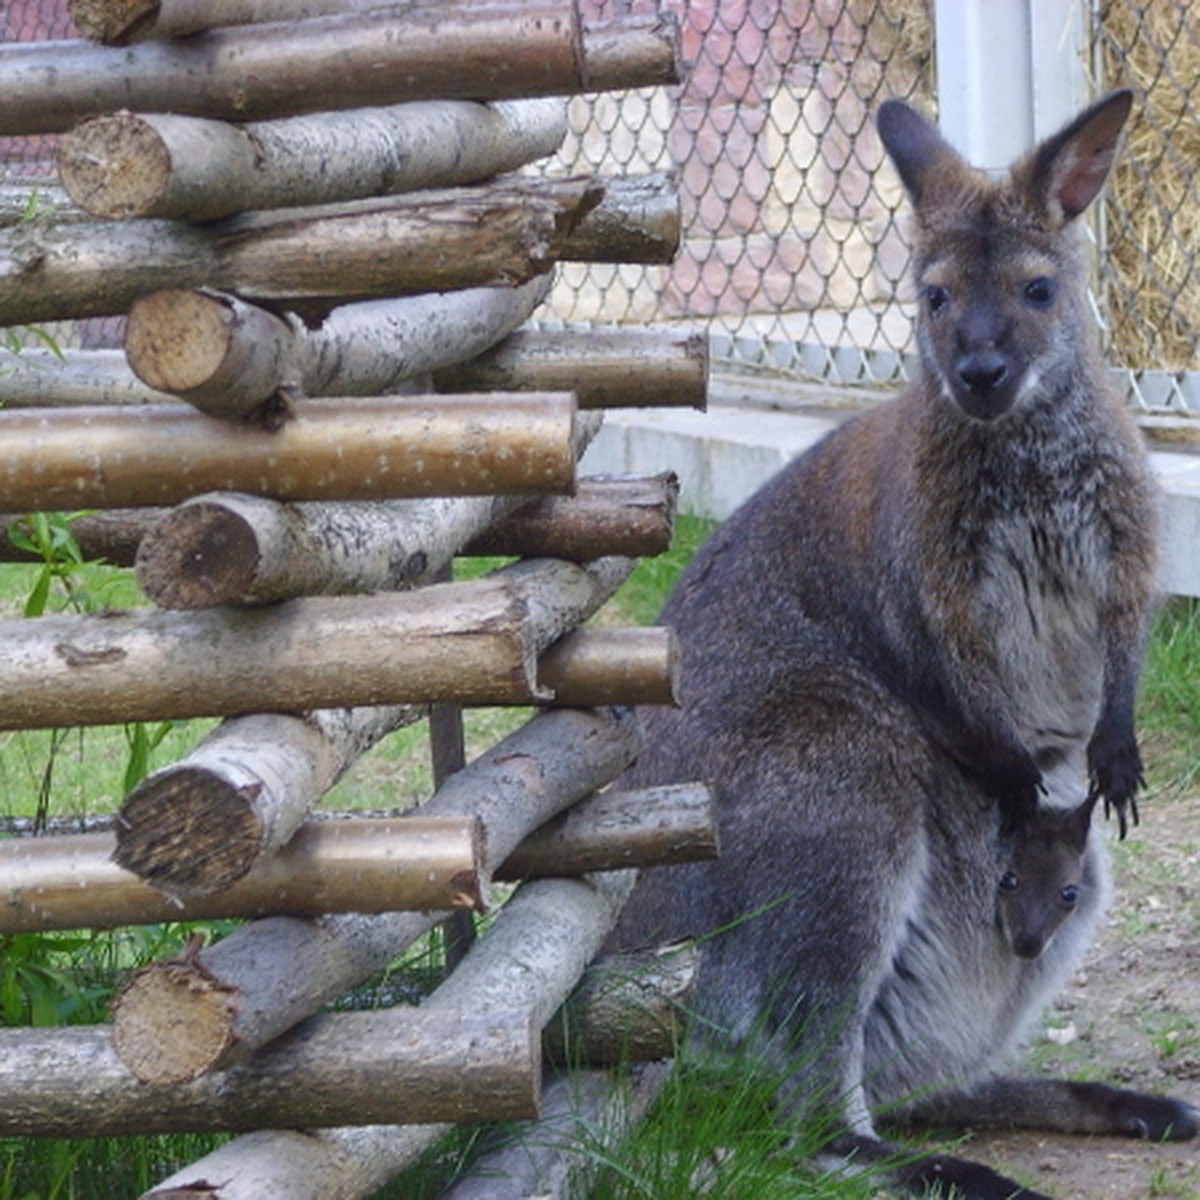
left=110, top=706, right=641, bottom=1082
left=0, top=473, right=677, bottom=571
left=441, top=1063, right=672, bottom=1200
left=143, top=1126, right=451, bottom=1200
left=137, top=872, right=639, bottom=1198
left=496, top=782, right=718, bottom=882
left=558, top=172, right=680, bottom=264
left=60, top=99, right=568, bottom=222
left=464, top=472, right=680, bottom=560
left=0, top=392, right=577, bottom=509
left=0, top=817, right=485, bottom=933
left=435, top=327, right=708, bottom=410
left=0, top=348, right=172, bottom=408
left=543, top=942, right=699, bottom=1067
left=123, top=277, right=552, bottom=419
left=135, top=474, right=673, bottom=608
left=0, top=8, right=682, bottom=135
left=0, top=176, right=602, bottom=326
left=0, top=575, right=546, bottom=732
left=113, top=559, right=635, bottom=895
left=0, top=783, right=716, bottom=933
left=539, top=625, right=681, bottom=707
left=0, top=1007, right=539, bottom=1137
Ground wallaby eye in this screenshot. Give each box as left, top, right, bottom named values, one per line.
left=1024, top=277, right=1057, bottom=308
left=1060, top=885, right=1079, bottom=906
left=999, top=871, right=1019, bottom=891
left=923, top=283, right=950, bottom=315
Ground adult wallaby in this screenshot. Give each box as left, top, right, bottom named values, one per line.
left=605, top=91, right=1196, bottom=1197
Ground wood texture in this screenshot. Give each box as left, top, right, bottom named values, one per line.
left=0, top=393, right=577, bottom=509
left=0, top=1006, right=538, bottom=1135
left=434, top=327, right=708, bottom=410
left=59, top=99, right=567, bottom=221
left=0, top=576, right=543, bottom=730
left=0, top=817, right=484, bottom=932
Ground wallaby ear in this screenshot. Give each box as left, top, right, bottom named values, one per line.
left=1024, top=89, right=1133, bottom=223
left=877, top=99, right=962, bottom=208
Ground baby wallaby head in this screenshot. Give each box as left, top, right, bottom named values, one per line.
left=877, top=90, right=1132, bottom=423
left=997, top=793, right=1099, bottom=960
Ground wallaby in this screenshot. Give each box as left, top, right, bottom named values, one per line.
left=996, top=792, right=1098, bottom=962
left=606, top=91, right=1196, bottom=1198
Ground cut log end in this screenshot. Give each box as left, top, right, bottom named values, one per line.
left=135, top=498, right=261, bottom=609
left=114, top=764, right=266, bottom=896
left=58, top=112, right=171, bottom=217
left=113, top=957, right=241, bottom=1085
left=125, top=289, right=237, bottom=394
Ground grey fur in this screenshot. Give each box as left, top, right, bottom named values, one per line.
left=606, top=92, right=1196, bottom=1198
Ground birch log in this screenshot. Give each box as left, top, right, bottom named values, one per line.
left=135, top=474, right=673, bottom=608
left=138, top=872, right=641, bottom=1198
left=0, top=1007, right=539, bottom=1136
left=435, top=328, right=708, bottom=410
left=110, top=705, right=641, bottom=1082
left=0, top=473, right=678, bottom=571
left=0, top=7, right=681, bottom=135
left=113, top=558, right=636, bottom=894
left=0, top=817, right=485, bottom=932
left=0, top=348, right=173, bottom=408
left=0, top=574, right=546, bottom=731
left=123, top=277, right=552, bottom=418
left=0, top=393, right=577, bottom=509
left=0, top=177, right=602, bottom=325
left=60, top=99, right=568, bottom=221
left=0, top=782, right=716, bottom=933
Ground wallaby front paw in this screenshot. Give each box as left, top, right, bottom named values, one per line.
left=1087, top=736, right=1144, bottom=839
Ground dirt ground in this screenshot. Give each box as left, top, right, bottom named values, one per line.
left=953, top=783, right=1200, bottom=1199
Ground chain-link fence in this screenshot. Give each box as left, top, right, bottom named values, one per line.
left=2, top=0, right=1200, bottom=410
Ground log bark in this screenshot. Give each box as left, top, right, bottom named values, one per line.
left=559, top=173, right=680, bottom=265
left=124, top=277, right=552, bottom=418
left=110, top=706, right=641, bottom=1082
left=0, top=1007, right=539, bottom=1136
left=60, top=99, right=568, bottom=222
left=135, top=475, right=674, bottom=608
left=441, top=1063, right=672, bottom=1200
left=0, top=782, right=715, bottom=933
left=0, top=348, right=171, bottom=408
left=434, top=327, right=708, bottom=410
left=539, top=625, right=681, bottom=707
left=0, top=8, right=589, bottom=135
left=543, top=942, right=699, bottom=1067
left=0, top=473, right=677, bottom=571
left=137, top=873, right=643, bottom=1198
left=496, top=782, right=718, bottom=881
left=0, top=575, right=545, bottom=731
left=0, top=817, right=484, bottom=933
left=143, top=1125, right=451, bottom=1200
left=3, top=10, right=682, bottom=131
left=0, top=392, right=577, bottom=509
left=0, top=177, right=601, bottom=325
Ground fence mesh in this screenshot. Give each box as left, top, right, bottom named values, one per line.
left=2, top=0, right=1200, bottom=409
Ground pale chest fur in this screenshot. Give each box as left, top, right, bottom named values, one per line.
left=974, top=507, right=1109, bottom=781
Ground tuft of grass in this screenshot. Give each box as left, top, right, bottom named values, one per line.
left=1138, top=597, right=1200, bottom=797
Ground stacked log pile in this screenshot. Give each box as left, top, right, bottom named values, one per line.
left=0, top=3, right=711, bottom=1196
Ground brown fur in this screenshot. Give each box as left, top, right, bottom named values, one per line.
left=606, top=92, right=1194, bottom=1198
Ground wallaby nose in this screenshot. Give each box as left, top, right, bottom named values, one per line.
left=957, top=352, right=1009, bottom=394
left=1012, top=930, right=1045, bottom=959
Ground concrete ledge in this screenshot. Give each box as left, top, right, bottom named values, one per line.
left=582, top=402, right=1200, bottom=600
